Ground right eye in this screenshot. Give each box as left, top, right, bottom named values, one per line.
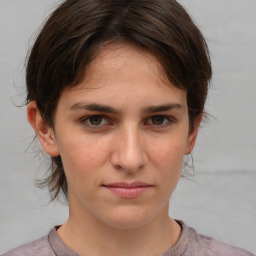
left=81, top=115, right=109, bottom=129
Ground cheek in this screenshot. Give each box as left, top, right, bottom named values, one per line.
left=57, top=135, right=111, bottom=177
left=151, top=137, right=187, bottom=198
left=149, top=136, right=187, bottom=171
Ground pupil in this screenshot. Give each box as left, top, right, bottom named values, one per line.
left=152, top=116, right=164, bottom=125
left=90, top=116, right=102, bottom=125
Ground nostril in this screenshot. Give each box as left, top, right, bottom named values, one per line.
left=115, top=164, right=123, bottom=171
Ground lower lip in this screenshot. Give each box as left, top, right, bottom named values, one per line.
left=103, top=186, right=150, bottom=199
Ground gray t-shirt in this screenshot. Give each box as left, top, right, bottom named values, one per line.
left=2, top=221, right=255, bottom=256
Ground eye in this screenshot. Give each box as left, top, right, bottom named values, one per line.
left=88, top=116, right=104, bottom=125
left=146, top=115, right=174, bottom=127
left=81, top=115, right=109, bottom=128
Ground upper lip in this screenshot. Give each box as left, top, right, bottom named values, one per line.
left=103, top=181, right=152, bottom=188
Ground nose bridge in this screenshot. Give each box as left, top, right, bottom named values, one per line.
left=111, top=123, right=147, bottom=172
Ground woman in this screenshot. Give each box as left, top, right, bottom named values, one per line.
left=3, top=0, right=255, bottom=255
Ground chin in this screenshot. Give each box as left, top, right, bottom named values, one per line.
left=101, top=207, right=160, bottom=230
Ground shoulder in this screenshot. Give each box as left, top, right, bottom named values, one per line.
left=197, top=233, right=255, bottom=256
left=185, top=224, right=255, bottom=256
left=1, top=235, right=55, bottom=256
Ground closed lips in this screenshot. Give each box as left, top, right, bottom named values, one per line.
left=102, top=182, right=152, bottom=198
left=102, top=182, right=152, bottom=188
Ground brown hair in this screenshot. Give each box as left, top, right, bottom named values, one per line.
left=26, top=0, right=212, bottom=200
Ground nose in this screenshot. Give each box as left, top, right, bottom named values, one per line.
left=110, top=125, right=148, bottom=173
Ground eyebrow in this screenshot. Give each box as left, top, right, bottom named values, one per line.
left=70, top=103, right=183, bottom=114
left=144, top=103, right=183, bottom=113
left=70, top=103, right=119, bottom=113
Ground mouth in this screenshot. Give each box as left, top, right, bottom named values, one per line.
left=102, top=181, right=152, bottom=199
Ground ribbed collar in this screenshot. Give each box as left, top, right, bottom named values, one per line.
left=48, top=220, right=191, bottom=256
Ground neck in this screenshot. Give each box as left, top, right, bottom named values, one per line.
left=57, top=201, right=181, bottom=256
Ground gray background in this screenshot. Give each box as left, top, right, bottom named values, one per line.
left=0, top=0, right=255, bottom=254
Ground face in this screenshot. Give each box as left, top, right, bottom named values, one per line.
left=30, top=42, right=199, bottom=230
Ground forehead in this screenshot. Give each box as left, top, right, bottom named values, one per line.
left=77, top=42, right=167, bottom=87
left=61, top=42, right=187, bottom=110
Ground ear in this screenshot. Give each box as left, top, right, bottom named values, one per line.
left=27, top=101, right=60, bottom=157
left=185, top=114, right=202, bottom=155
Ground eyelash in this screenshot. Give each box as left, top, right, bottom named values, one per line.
left=80, top=115, right=175, bottom=129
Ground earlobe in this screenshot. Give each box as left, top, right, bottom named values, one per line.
left=185, top=114, right=202, bottom=155
left=27, top=101, right=60, bottom=157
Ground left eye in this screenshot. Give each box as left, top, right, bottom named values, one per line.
left=147, top=116, right=172, bottom=126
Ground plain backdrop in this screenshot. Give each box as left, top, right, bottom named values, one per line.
left=0, top=0, right=255, bottom=254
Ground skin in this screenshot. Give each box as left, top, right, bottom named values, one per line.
left=27, top=42, right=200, bottom=256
